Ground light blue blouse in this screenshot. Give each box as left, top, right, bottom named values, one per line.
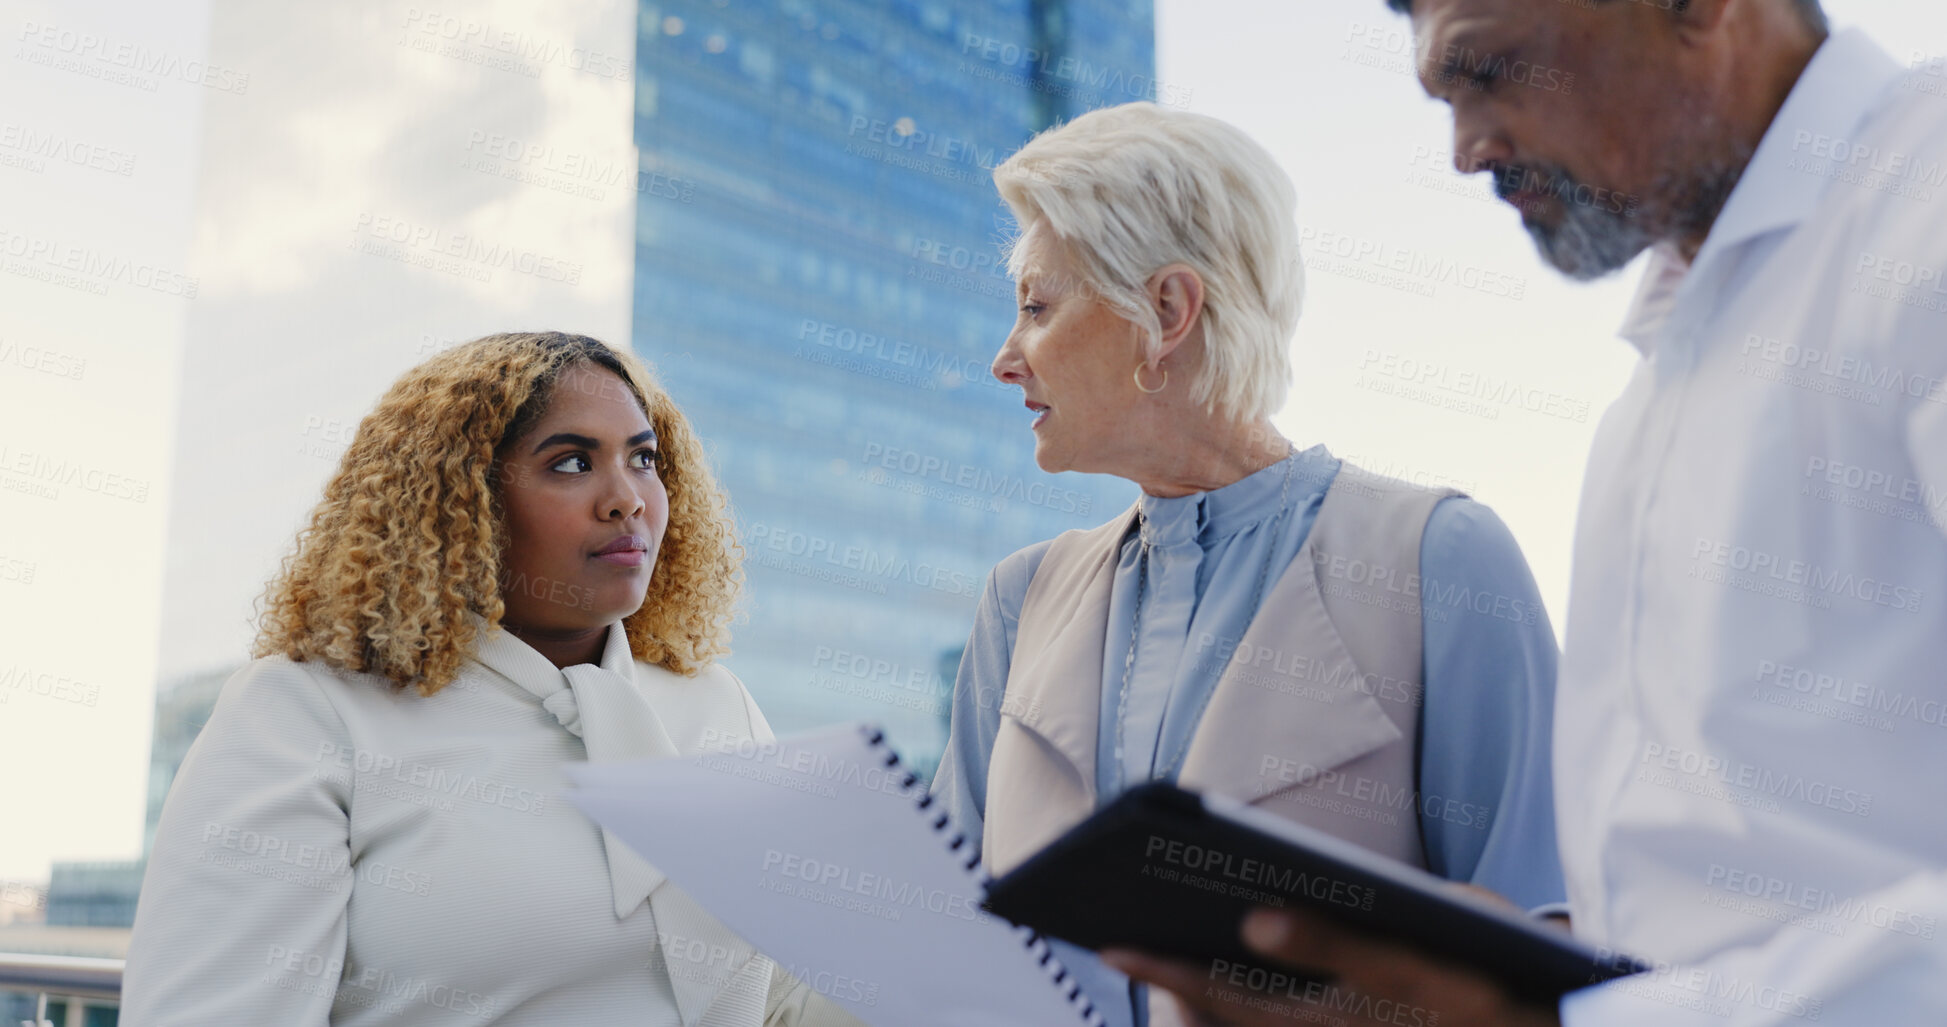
left=930, top=444, right=1565, bottom=1027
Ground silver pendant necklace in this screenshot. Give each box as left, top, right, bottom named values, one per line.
left=1112, top=445, right=1299, bottom=793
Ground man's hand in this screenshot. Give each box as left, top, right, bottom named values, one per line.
left=1102, top=908, right=1562, bottom=1027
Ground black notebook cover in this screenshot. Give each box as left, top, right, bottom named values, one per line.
left=981, top=782, right=1645, bottom=1003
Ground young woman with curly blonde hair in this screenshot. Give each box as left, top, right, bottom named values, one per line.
left=123, top=332, right=860, bottom=1027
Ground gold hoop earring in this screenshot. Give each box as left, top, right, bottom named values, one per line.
left=1133, top=364, right=1168, bottom=394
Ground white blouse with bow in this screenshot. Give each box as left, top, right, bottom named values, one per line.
left=123, top=617, right=860, bottom=1027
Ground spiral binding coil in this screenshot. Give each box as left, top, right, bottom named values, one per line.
left=859, top=724, right=1104, bottom=1027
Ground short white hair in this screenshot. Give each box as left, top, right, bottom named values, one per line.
left=993, top=102, right=1303, bottom=422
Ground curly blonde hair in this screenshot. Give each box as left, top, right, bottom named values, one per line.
left=255, top=331, right=743, bottom=694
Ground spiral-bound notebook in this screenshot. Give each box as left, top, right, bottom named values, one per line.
left=565, top=724, right=1103, bottom=1027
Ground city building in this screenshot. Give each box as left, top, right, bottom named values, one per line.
left=41, top=668, right=230, bottom=932
left=631, top=0, right=1152, bottom=765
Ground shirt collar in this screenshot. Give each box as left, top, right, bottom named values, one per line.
left=469, top=613, right=682, bottom=928
left=1694, top=28, right=1903, bottom=268
left=1617, top=246, right=1690, bottom=354
left=467, top=612, right=636, bottom=708
left=1619, top=29, right=1904, bottom=354
left=1136, top=443, right=1336, bottom=546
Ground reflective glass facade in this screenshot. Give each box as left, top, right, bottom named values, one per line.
left=633, top=0, right=1155, bottom=773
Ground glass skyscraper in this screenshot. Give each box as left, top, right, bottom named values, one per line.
left=632, top=0, right=1155, bottom=772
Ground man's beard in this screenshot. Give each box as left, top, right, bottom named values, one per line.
left=1503, top=147, right=1752, bottom=281
left=1514, top=170, right=1658, bottom=281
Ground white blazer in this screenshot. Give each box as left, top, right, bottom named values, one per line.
left=123, top=619, right=861, bottom=1027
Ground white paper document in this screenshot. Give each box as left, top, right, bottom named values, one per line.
left=565, top=723, right=1103, bottom=1027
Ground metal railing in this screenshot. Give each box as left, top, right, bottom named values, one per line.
left=0, top=953, right=122, bottom=1027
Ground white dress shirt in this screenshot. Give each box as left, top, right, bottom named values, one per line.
left=124, top=619, right=859, bottom=1027
left=1556, top=29, right=1947, bottom=1025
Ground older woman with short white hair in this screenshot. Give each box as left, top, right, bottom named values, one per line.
left=932, top=103, right=1567, bottom=1027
